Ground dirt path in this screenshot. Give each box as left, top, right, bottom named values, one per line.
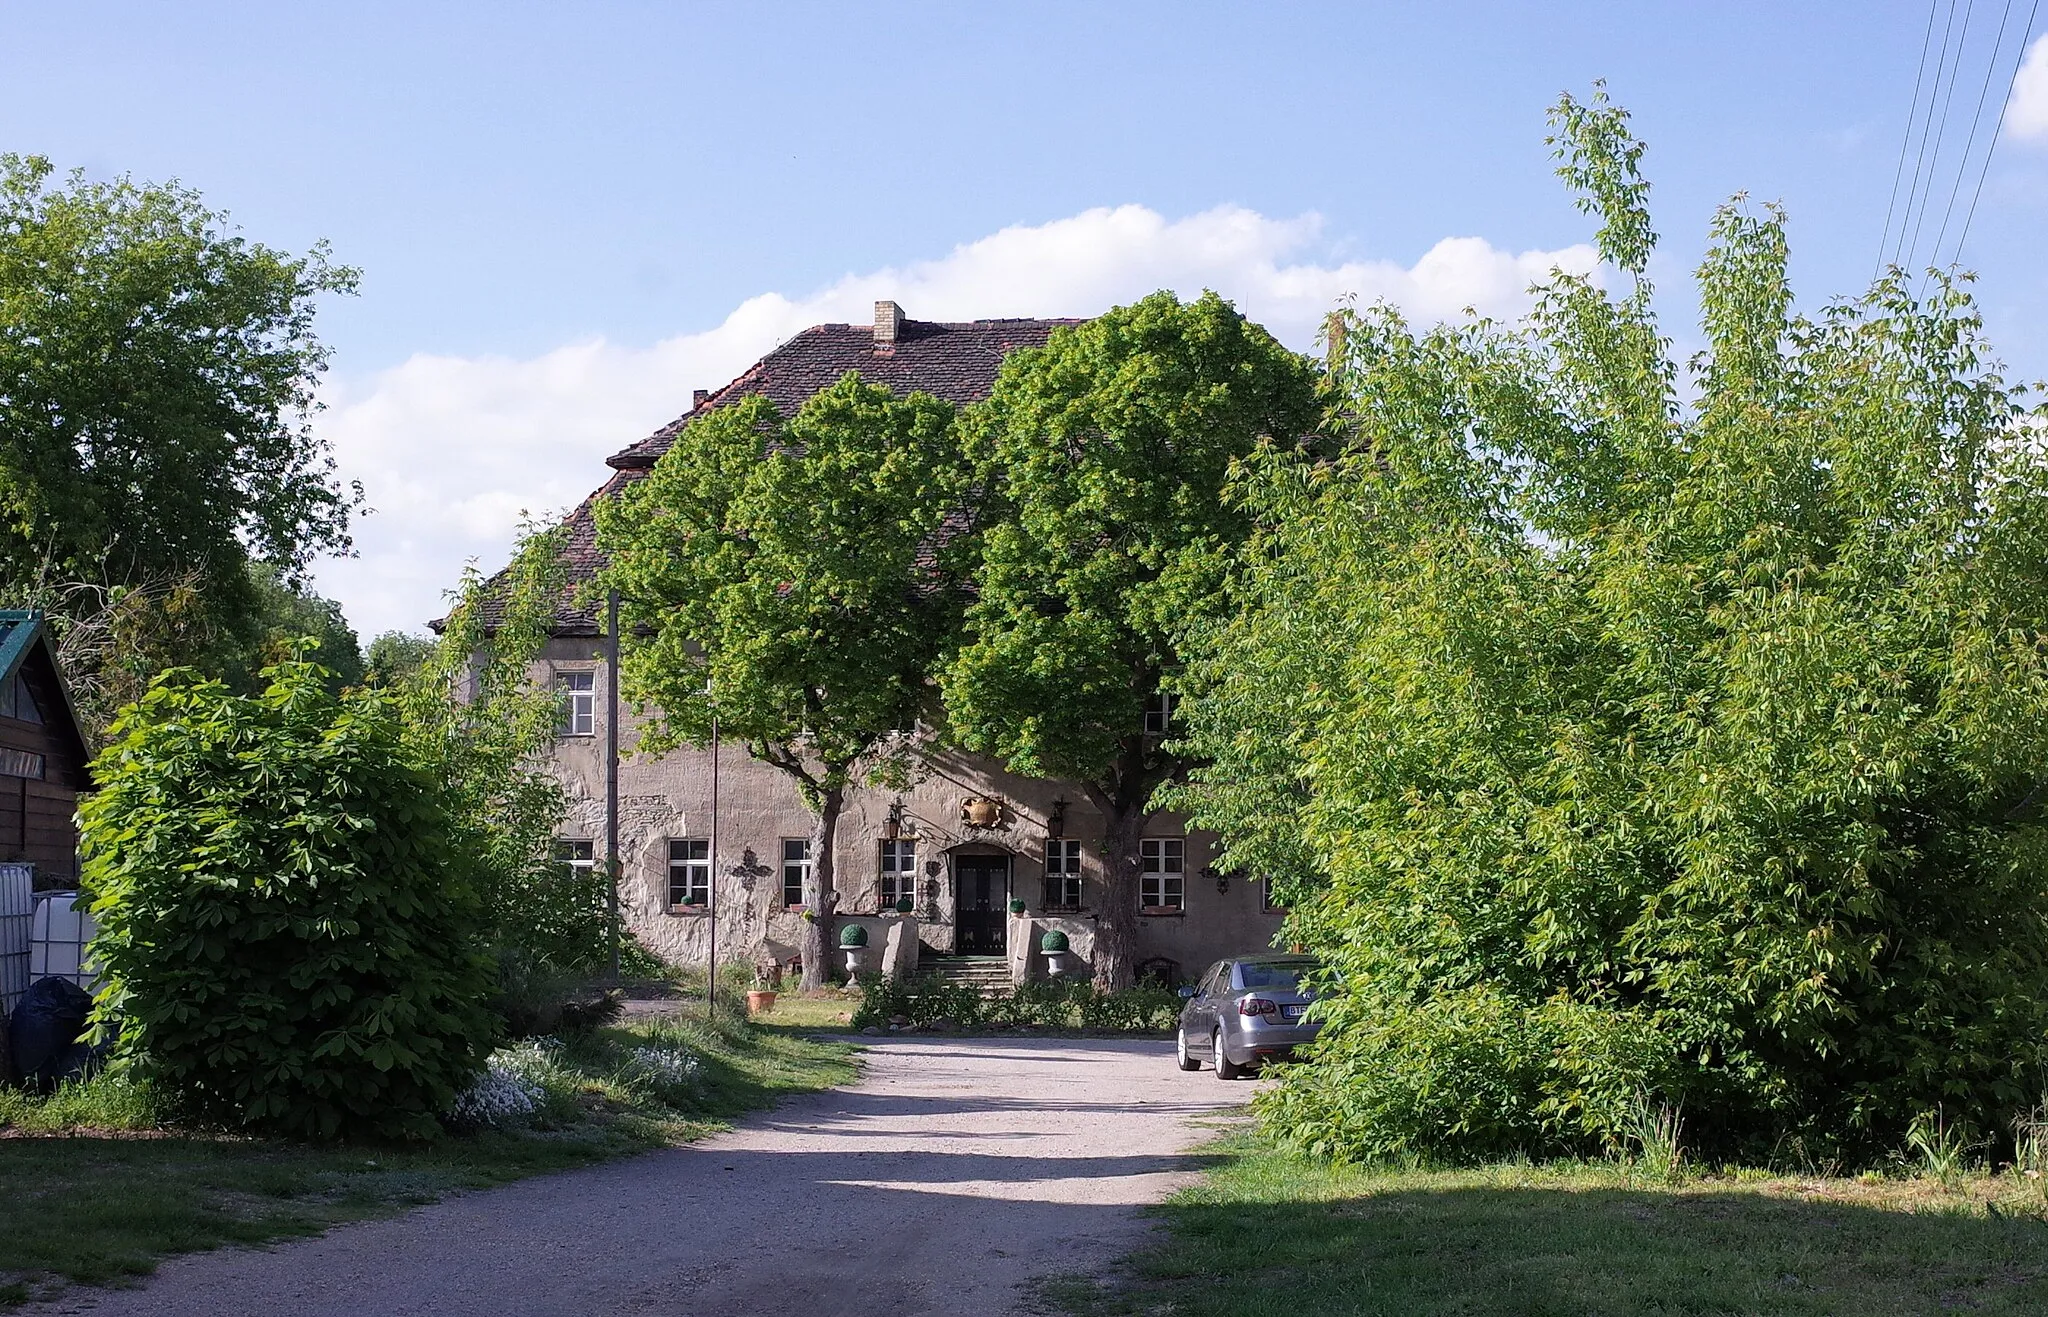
left=36, top=1037, right=1245, bottom=1316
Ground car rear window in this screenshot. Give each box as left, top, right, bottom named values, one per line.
left=1236, top=961, right=1316, bottom=990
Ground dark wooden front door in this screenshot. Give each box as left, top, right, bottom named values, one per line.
left=953, top=854, right=1010, bottom=954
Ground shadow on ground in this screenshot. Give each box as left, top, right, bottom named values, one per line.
left=1047, top=1179, right=2048, bottom=1317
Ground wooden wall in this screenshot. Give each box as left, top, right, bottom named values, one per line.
left=0, top=651, right=85, bottom=886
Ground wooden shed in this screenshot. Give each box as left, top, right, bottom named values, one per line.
left=0, top=612, right=93, bottom=887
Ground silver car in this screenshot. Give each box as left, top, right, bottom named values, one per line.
left=1174, top=954, right=1322, bottom=1078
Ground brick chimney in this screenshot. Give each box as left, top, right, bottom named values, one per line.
left=692, top=388, right=710, bottom=409
left=873, top=300, right=905, bottom=350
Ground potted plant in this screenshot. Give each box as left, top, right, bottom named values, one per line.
left=894, top=895, right=914, bottom=915
left=839, top=922, right=871, bottom=977
left=1008, top=897, right=1027, bottom=915
left=747, top=967, right=778, bottom=1015
left=1039, top=928, right=1071, bottom=978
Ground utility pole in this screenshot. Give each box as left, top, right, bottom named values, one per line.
left=708, top=711, right=719, bottom=1014
left=605, top=588, right=621, bottom=984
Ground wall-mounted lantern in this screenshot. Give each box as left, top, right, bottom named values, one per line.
left=1047, top=797, right=1067, bottom=840
left=881, top=797, right=905, bottom=841
left=1205, top=865, right=1230, bottom=896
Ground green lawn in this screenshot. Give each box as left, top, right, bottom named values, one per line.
left=1046, top=1128, right=2048, bottom=1317
left=0, top=1008, right=857, bottom=1307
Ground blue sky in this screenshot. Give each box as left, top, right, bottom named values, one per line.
left=6, top=2, right=2048, bottom=636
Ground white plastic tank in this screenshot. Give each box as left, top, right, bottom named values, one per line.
left=29, top=891, right=99, bottom=995
left=0, top=863, right=32, bottom=1012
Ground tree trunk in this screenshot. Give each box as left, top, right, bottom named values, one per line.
left=798, top=784, right=844, bottom=991
left=1093, top=803, right=1146, bottom=991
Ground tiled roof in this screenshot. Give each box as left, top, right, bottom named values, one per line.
left=606, top=317, right=1071, bottom=471
left=463, top=314, right=1075, bottom=636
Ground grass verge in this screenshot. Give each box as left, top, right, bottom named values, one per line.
left=1045, top=1127, right=2048, bottom=1317
left=0, top=1006, right=856, bottom=1307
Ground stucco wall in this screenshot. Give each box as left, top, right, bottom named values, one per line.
left=538, top=639, right=1288, bottom=982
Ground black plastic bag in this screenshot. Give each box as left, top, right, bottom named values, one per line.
left=9, top=976, right=94, bottom=1093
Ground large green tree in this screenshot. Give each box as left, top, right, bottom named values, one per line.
left=1172, top=90, right=2048, bottom=1161
left=0, top=154, right=358, bottom=675
left=943, top=291, right=1323, bottom=989
left=596, top=374, right=966, bottom=990
left=401, top=522, right=611, bottom=974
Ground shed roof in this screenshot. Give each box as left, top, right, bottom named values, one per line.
left=0, top=611, right=94, bottom=789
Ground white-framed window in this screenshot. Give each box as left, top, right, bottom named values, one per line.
left=1043, top=839, right=1082, bottom=908
left=555, top=838, right=595, bottom=881
left=781, top=838, right=811, bottom=908
left=557, top=670, right=595, bottom=736
left=1143, top=691, right=1176, bottom=736
left=880, top=839, right=918, bottom=909
left=668, top=838, right=710, bottom=908
left=1140, top=837, right=1185, bottom=911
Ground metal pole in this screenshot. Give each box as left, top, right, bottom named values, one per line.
left=708, top=711, right=719, bottom=1015
left=605, top=589, right=621, bottom=984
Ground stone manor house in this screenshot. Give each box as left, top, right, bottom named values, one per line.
left=515, top=302, right=1285, bottom=984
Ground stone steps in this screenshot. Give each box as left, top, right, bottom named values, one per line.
left=922, top=956, right=1012, bottom=995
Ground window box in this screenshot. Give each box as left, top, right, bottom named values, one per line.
left=668, top=838, right=709, bottom=909
left=1140, top=905, right=1185, bottom=917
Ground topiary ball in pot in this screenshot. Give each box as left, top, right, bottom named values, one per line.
left=1039, top=929, right=1070, bottom=954
left=839, top=923, right=869, bottom=948
left=1008, top=898, right=1027, bottom=915
left=894, top=896, right=914, bottom=914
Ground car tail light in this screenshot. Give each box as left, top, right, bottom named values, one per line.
left=1238, top=997, right=1278, bottom=1017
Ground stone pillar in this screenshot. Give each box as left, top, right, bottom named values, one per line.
left=1008, top=912, right=1034, bottom=986
left=881, top=917, right=921, bottom=981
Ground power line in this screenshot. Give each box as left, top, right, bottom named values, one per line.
left=1903, top=0, right=1980, bottom=271
left=1951, top=0, right=2043, bottom=267
left=1924, top=0, right=2017, bottom=281
left=1892, top=0, right=1967, bottom=272
left=1877, top=0, right=1946, bottom=280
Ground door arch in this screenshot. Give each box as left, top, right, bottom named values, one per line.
left=950, top=848, right=1011, bottom=955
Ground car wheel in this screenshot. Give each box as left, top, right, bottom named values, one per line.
left=1213, top=1029, right=1246, bottom=1080
left=1176, top=1028, right=1201, bottom=1071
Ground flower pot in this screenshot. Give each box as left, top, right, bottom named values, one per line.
left=842, top=945, right=871, bottom=976
left=1043, top=950, right=1069, bottom=978
left=746, top=989, right=777, bottom=1015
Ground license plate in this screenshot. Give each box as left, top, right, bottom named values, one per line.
left=1282, top=1004, right=1307, bottom=1020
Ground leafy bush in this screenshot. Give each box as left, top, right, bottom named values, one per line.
left=81, top=658, right=499, bottom=1140
left=490, top=951, right=625, bottom=1039
left=1173, top=91, right=2048, bottom=1163
left=839, top=923, right=869, bottom=948
left=850, top=975, right=1178, bottom=1032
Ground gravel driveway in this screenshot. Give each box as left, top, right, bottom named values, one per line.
left=34, top=1036, right=1246, bottom=1317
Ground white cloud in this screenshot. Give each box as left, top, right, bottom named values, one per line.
left=2011, top=34, right=2048, bottom=141
left=311, top=204, right=1596, bottom=638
